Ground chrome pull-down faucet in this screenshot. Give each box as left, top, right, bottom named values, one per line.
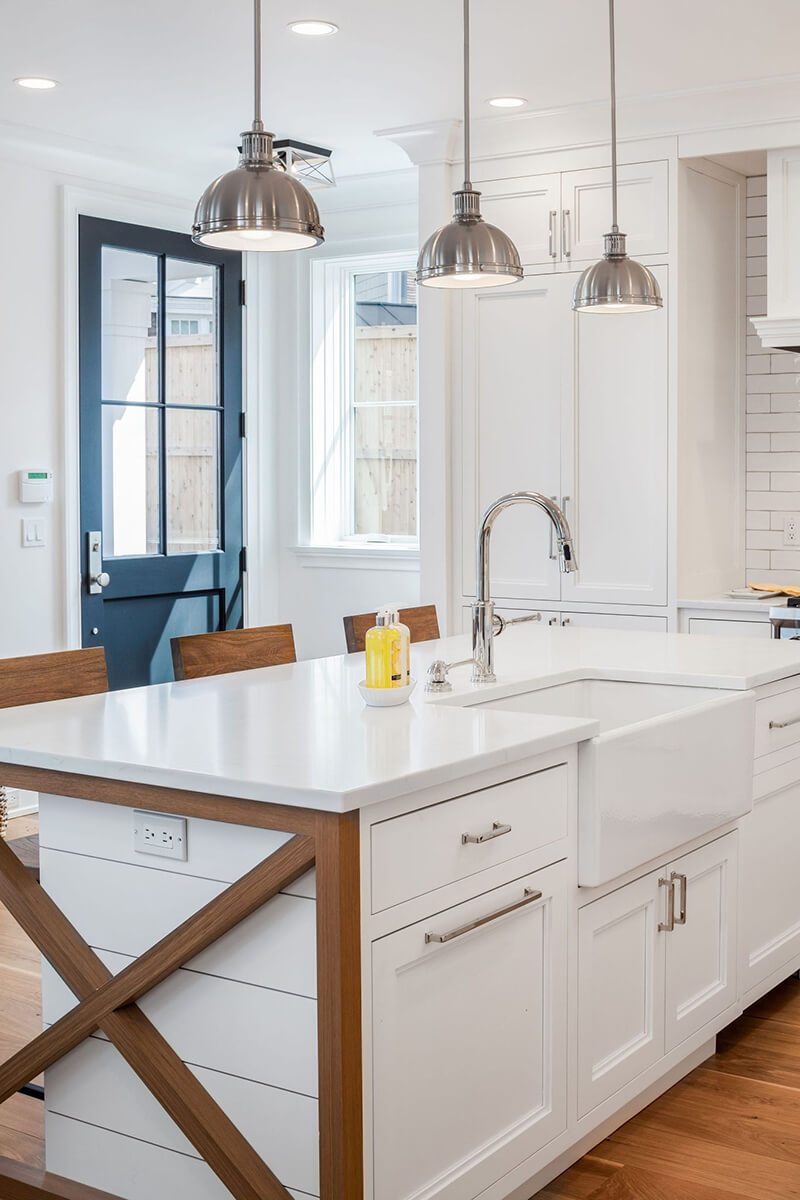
left=472, top=492, right=577, bottom=683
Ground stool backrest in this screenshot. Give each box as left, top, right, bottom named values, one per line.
left=343, top=605, right=440, bottom=654
left=171, top=624, right=297, bottom=681
left=0, top=647, right=108, bottom=709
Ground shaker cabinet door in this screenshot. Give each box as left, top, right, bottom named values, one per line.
left=561, top=161, right=669, bottom=263
left=371, top=861, right=567, bottom=1200
left=741, top=783, right=800, bottom=998
left=665, top=832, right=739, bottom=1052
left=577, top=868, right=666, bottom=1116
left=477, top=172, right=561, bottom=267
left=460, top=273, right=573, bottom=602
left=561, top=265, right=669, bottom=607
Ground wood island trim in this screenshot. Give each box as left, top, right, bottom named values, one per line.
left=0, top=771, right=364, bottom=1200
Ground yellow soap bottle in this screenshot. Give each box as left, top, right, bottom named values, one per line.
left=365, top=611, right=402, bottom=689
left=382, top=607, right=411, bottom=686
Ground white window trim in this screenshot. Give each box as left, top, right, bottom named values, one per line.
left=306, top=249, right=419, bottom=555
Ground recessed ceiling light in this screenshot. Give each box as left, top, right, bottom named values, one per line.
left=14, top=76, right=58, bottom=90
left=288, top=19, right=339, bottom=35
left=488, top=96, right=526, bottom=108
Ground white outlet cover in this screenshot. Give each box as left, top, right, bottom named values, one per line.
left=133, top=809, right=187, bottom=860
left=784, top=516, right=800, bottom=546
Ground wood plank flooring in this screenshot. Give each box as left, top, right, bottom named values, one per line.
left=538, top=974, right=800, bottom=1200
left=0, top=816, right=43, bottom=1168
left=0, top=810, right=797, bottom=1196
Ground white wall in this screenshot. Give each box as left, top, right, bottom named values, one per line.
left=247, top=170, right=422, bottom=661
left=0, top=159, right=64, bottom=656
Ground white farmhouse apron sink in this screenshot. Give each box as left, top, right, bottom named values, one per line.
left=471, top=679, right=755, bottom=886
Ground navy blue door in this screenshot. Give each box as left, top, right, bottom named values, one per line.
left=79, top=217, right=244, bottom=689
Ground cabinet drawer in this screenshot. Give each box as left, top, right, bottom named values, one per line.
left=755, top=688, right=800, bottom=758
left=370, top=765, right=568, bottom=913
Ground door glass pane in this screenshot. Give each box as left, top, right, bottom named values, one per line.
left=354, top=404, right=417, bottom=536
left=165, top=259, right=219, bottom=407
left=101, top=248, right=158, bottom=404
left=102, top=404, right=160, bottom=556
left=166, top=408, right=220, bottom=553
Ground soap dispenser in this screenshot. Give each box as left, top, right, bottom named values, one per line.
left=365, top=611, right=402, bottom=689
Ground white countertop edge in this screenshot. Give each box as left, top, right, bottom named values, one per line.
left=0, top=714, right=599, bottom=814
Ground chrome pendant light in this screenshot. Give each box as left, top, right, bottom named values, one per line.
left=572, top=0, right=661, bottom=312
left=192, top=0, right=324, bottom=252
left=416, top=0, right=522, bottom=289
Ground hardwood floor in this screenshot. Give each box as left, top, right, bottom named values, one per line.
left=0, top=811, right=797, bottom=1195
left=538, top=974, right=800, bottom=1200
left=0, top=815, right=43, bottom=1168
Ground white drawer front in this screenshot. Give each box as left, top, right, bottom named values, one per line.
left=370, top=766, right=568, bottom=913
left=45, top=1114, right=314, bottom=1200
left=46, top=1039, right=319, bottom=1197
left=40, top=848, right=316, bottom=996
left=42, top=948, right=318, bottom=1098
left=755, top=688, right=800, bottom=758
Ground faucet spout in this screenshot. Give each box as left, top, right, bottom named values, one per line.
left=472, top=491, right=578, bottom=683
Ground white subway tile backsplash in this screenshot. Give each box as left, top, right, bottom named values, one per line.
left=769, top=353, right=800, bottom=374
left=747, top=176, right=767, bottom=198
left=771, top=473, right=800, bottom=490
left=772, top=433, right=800, bottom=451
left=770, top=550, right=800, bottom=570
left=747, top=236, right=768, bottom=257
left=770, top=511, right=800, bottom=529
left=771, top=394, right=800, bottom=412
left=747, top=433, right=771, bottom=451
left=746, top=275, right=767, bottom=297
left=747, top=216, right=767, bottom=237
left=748, top=413, right=800, bottom=432
left=746, top=257, right=767, bottom=277
left=746, top=492, right=800, bottom=510
left=749, top=452, right=800, bottom=471
left=746, top=530, right=783, bottom=550
left=747, top=355, right=771, bottom=374
left=747, top=196, right=767, bottom=218
left=746, top=550, right=771, bottom=569
left=747, top=394, right=770, bottom=413
left=764, top=374, right=800, bottom=392
left=746, top=294, right=767, bottom=316
left=747, top=511, right=770, bottom=530
left=747, top=472, right=770, bottom=490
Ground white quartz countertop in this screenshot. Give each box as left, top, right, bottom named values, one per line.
left=2, top=624, right=800, bottom=812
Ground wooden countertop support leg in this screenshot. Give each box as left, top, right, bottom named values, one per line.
left=315, top=810, right=364, bottom=1200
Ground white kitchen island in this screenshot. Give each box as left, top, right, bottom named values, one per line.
left=1, top=624, right=800, bottom=1200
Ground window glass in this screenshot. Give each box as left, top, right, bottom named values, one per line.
left=165, top=259, right=218, bottom=406
left=101, top=248, right=158, bottom=404
left=101, top=404, right=160, bottom=556
left=352, top=269, right=417, bottom=538
left=166, top=408, right=220, bottom=552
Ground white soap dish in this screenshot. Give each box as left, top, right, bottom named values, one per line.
left=358, top=679, right=416, bottom=707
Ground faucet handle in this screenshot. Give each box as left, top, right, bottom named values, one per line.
left=494, top=611, right=542, bottom=637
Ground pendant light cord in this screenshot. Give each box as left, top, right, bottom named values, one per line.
left=463, top=0, right=471, bottom=189
left=609, top=0, right=618, bottom=232
left=253, top=0, right=263, bottom=130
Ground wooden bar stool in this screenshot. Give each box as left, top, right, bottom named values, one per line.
left=343, top=605, right=440, bottom=654
left=171, top=624, right=297, bottom=681
left=0, top=647, right=109, bottom=876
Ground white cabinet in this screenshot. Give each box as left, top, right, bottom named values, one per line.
left=664, top=835, right=738, bottom=1052
left=578, top=833, right=738, bottom=1116
left=460, top=264, right=669, bottom=607
left=561, top=162, right=669, bottom=263
left=577, top=867, right=665, bottom=1115
left=741, top=782, right=800, bottom=998
left=477, top=161, right=668, bottom=268
left=479, top=173, right=561, bottom=268
left=371, top=861, right=567, bottom=1200
left=554, top=612, right=667, bottom=632
left=687, top=617, right=769, bottom=638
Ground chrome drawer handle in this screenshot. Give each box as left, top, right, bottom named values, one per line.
left=671, top=871, right=687, bottom=925
left=548, top=210, right=557, bottom=258
left=425, top=886, right=543, bottom=945
left=462, top=821, right=512, bottom=845
left=658, top=876, right=675, bottom=932
left=769, top=715, right=800, bottom=729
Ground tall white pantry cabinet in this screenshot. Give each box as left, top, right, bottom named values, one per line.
left=441, top=139, right=746, bottom=632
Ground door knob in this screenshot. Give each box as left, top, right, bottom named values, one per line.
left=90, top=571, right=110, bottom=590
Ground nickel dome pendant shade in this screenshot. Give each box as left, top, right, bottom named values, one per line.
left=417, top=0, right=522, bottom=289
left=192, top=0, right=324, bottom=252
left=572, top=0, right=661, bottom=312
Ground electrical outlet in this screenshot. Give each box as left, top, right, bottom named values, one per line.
left=785, top=516, right=800, bottom=546
left=3, top=789, right=20, bottom=813
left=133, top=810, right=187, bottom=860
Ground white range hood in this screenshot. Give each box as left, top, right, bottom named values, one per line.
left=752, top=147, right=800, bottom=352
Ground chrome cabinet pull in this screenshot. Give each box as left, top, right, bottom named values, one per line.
left=462, top=821, right=512, bottom=845
left=769, top=715, right=800, bottom=729
left=562, top=209, right=571, bottom=258
left=425, top=886, right=543, bottom=944
left=671, top=871, right=687, bottom=925
left=658, top=876, right=675, bottom=932
left=548, top=210, right=558, bottom=258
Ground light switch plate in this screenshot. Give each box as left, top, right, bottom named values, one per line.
left=133, top=810, right=187, bottom=860
left=21, top=519, right=45, bottom=547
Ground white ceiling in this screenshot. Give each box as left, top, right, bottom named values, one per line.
left=2, top=0, right=800, bottom=184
